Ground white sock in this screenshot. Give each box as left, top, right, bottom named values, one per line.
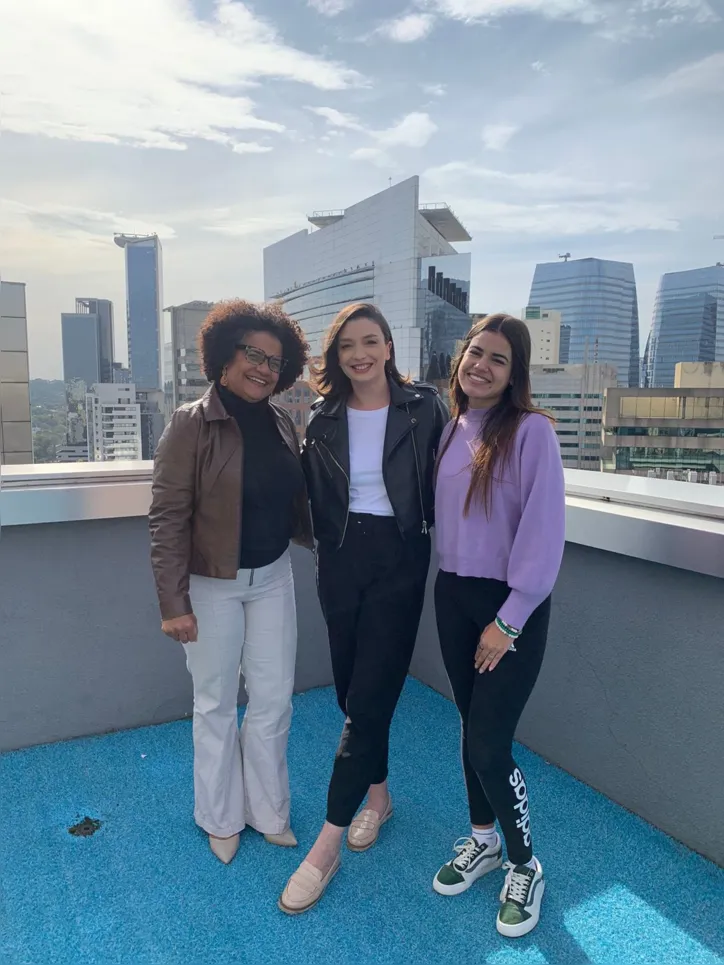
left=472, top=827, right=499, bottom=848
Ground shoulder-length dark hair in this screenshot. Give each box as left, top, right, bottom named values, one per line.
left=437, top=313, right=552, bottom=516
left=198, top=299, right=309, bottom=395
left=311, top=302, right=410, bottom=400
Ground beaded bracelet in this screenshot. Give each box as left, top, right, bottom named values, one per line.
left=495, top=616, right=521, bottom=640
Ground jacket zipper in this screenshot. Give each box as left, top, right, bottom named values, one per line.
left=406, top=404, right=428, bottom=535
left=312, top=438, right=334, bottom=479
left=319, top=439, right=351, bottom=548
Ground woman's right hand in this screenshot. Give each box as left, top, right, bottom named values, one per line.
left=161, top=614, right=198, bottom=644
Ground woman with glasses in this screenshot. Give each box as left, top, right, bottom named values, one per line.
left=149, top=300, right=313, bottom=865
left=279, top=302, right=448, bottom=914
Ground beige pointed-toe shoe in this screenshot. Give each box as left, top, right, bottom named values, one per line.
left=209, top=833, right=240, bottom=864
left=264, top=827, right=298, bottom=848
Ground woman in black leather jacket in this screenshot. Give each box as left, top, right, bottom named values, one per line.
left=279, top=302, right=448, bottom=914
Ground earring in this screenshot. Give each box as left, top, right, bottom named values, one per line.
left=221, top=368, right=229, bottom=387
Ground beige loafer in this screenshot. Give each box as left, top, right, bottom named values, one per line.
left=278, top=857, right=340, bottom=915
left=209, top=833, right=240, bottom=865
left=347, top=798, right=393, bottom=852
left=264, top=827, right=298, bottom=848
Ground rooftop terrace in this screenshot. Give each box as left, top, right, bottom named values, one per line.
left=1, top=464, right=723, bottom=964
left=2, top=682, right=723, bottom=965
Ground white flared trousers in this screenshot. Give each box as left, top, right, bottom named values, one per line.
left=184, top=551, right=297, bottom=837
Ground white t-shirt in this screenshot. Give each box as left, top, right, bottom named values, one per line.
left=347, top=406, right=395, bottom=516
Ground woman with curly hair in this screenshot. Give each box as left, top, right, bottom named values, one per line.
left=149, top=299, right=313, bottom=865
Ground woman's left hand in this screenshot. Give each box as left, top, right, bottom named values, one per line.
left=474, top=622, right=515, bottom=673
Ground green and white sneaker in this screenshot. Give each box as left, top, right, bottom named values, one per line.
left=433, top=836, right=503, bottom=896
left=496, top=858, right=545, bottom=938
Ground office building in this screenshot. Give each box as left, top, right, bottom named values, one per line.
left=263, top=177, right=472, bottom=380
left=164, top=301, right=213, bottom=410
left=675, top=361, right=724, bottom=389
left=0, top=280, right=33, bottom=465
left=112, top=363, right=132, bottom=384
left=528, top=257, right=640, bottom=387
left=136, top=388, right=166, bottom=460
left=114, top=234, right=163, bottom=390
left=602, top=387, right=724, bottom=479
left=643, top=265, right=724, bottom=387
left=275, top=381, right=317, bottom=440
left=85, top=383, right=142, bottom=462
left=522, top=307, right=562, bottom=364
left=61, top=298, right=115, bottom=386
left=531, top=363, right=618, bottom=470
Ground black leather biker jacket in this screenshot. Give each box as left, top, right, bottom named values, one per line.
left=301, top=378, right=449, bottom=547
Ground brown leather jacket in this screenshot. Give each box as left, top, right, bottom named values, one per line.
left=149, top=384, right=313, bottom=621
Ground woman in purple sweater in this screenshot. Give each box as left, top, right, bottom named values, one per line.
left=432, top=313, right=565, bottom=939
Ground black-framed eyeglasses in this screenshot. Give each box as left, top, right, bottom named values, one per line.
left=236, top=343, right=287, bottom=374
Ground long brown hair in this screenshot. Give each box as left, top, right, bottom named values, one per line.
left=311, top=302, right=410, bottom=400
left=437, top=313, right=552, bottom=516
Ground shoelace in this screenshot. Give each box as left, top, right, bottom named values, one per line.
left=451, top=837, right=485, bottom=871
left=502, top=861, right=534, bottom=905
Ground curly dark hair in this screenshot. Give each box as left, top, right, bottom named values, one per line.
left=198, top=299, right=309, bottom=395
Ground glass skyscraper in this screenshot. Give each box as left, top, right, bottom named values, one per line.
left=114, top=234, right=163, bottom=390
left=528, top=258, right=640, bottom=387
left=61, top=298, right=115, bottom=386
left=644, top=266, right=724, bottom=388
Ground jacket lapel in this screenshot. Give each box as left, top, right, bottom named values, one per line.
left=202, top=385, right=242, bottom=492
left=383, top=380, right=422, bottom=460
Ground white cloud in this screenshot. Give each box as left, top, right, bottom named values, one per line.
left=309, top=108, right=438, bottom=151
left=482, top=124, right=519, bottom=150
left=531, top=60, right=549, bottom=73
left=350, top=147, right=393, bottom=167
left=307, top=0, right=352, bottom=13
left=647, top=52, right=724, bottom=98
left=427, top=0, right=601, bottom=23
left=453, top=198, right=679, bottom=234
left=305, top=106, right=365, bottom=130
left=422, top=83, right=447, bottom=96
left=0, top=198, right=175, bottom=242
left=232, top=142, right=274, bottom=154
left=417, top=0, right=717, bottom=38
left=0, top=0, right=363, bottom=152
left=0, top=198, right=176, bottom=277
left=379, top=13, right=436, bottom=42
left=425, top=160, right=632, bottom=196
left=376, top=112, right=438, bottom=147
left=422, top=160, right=677, bottom=234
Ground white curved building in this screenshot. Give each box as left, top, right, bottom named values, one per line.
left=263, top=176, right=472, bottom=380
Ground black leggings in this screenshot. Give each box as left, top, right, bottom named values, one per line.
left=317, top=514, right=431, bottom=828
left=434, top=570, right=550, bottom=865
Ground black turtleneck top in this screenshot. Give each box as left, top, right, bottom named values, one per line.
left=217, top=384, right=305, bottom=570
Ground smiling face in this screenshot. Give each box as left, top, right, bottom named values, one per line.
left=457, top=329, right=513, bottom=409
left=336, top=317, right=391, bottom=388
left=223, top=329, right=282, bottom=403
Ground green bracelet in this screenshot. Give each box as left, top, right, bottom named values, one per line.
left=495, top=616, right=521, bottom=639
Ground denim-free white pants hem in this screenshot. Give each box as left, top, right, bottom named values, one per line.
left=184, top=550, right=297, bottom=838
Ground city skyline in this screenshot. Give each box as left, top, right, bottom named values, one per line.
left=0, top=1, right=721, bottom=380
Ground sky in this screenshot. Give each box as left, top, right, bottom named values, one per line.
left=0, top=0, right=723, bottom=380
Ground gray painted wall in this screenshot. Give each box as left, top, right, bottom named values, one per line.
left=411, top=543, right=724, bottom=868
left=0, top=518, right=332, bottom=752
left=2, top=520, right=722, bottom=865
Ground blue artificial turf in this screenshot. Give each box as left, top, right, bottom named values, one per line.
left=1, top=680, right=723, bottom=965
